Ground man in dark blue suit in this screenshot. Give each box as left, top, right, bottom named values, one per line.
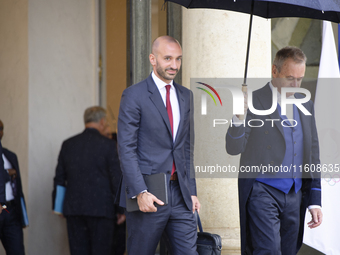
left=0, top=120, right=28, bottom=255
left=53, top=106, right=121, bottom=255
left=118, top=36, right=200, bottom=255
left=226, top=47, right=322, bottom=255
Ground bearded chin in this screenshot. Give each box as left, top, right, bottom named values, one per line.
left=156, top=66, right=177, bottom=81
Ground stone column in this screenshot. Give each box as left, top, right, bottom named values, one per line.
left=182, top=8, right=271, bottom=254
left=167, top=1, right=182, bottom=84
left=130, top=0, right=152, bottom=86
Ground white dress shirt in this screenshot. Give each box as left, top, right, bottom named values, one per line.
left=2, top=153, right=15, bottom=201
left=152, top=72, right=180, bottom=142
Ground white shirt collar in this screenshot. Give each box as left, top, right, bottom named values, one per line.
left=151, top=72, right=174, bottom=90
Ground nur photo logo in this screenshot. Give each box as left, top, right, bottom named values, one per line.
left=195, top=81, right=312, bottom=117
left=196, top=82, right=223, bottom=115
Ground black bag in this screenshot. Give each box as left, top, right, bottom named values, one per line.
left=196, top=213, right=222, bottom=255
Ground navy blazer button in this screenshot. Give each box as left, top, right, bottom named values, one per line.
left=264, top=130, right=269, bottom=134
left=267, top=145, right=271, bottom=149
left=270, top=161, right=274, bottom=165
left=167, top=171, right=171, bottom=174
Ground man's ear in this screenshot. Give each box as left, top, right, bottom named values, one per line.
left=272, top=65, right=278, bottom=77
left=149, top=53, right=156, bottom=66
left=99, top=118, right=106, bottom=127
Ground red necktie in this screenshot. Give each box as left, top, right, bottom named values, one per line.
left=166, top=85, right=176, bottom=175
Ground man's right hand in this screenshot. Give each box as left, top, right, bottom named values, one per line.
left=236, top=91, right=248, bottom=119
left=137, top=191, right=164, bottom=212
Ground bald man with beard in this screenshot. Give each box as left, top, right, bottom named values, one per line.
left=117, top=36, right=200, bottom=255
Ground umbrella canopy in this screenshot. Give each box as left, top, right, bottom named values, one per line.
left=168, top=0, right=340, bottom=23
left=166, top=0, right=340, bottom=86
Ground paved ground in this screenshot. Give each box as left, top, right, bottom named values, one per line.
left=156, top=242, right=325, bottom=254
left=298, top=244, right=325, bottom=255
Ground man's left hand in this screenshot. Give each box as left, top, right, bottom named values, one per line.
left=191, top=196, right=200, bottom=214
left=116, top=213, right=126, bottom=225
left=308, top=208, right=323, bottom=229
left=7, top=169, right=17, bottom=179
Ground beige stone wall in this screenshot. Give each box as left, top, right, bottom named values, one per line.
left=27, top=0, right=97, bottom=254
left=182, top=8, right=271, bottom=254
left=0, top=0, right=97, bottom=254
left=0, top=0, right=29, bottom=253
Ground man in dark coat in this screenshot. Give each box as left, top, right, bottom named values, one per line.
left=226, top=47, right=322, bottom=255
left=0, top=120, right=28, bottom=255
left=53, top=106, right=121, bottom=255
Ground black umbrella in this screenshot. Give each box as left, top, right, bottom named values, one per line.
left=166, top=0, right=340, bottom=89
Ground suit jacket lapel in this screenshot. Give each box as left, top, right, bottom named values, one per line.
left=147, top=75, right=173, bottom=138
left=298, top=100, right=311, bottom=163
left=174, top=82, right=185, bottom=144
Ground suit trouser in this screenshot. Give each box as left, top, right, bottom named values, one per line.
left=125, top=180, right=198, bottom=255
left=66, top=215, right=115, bottom=255
left=247, top=181, right=302, bottom=255
left=112, top=219, right=126, bottom=255
left=0, top=201, right=25, bottom=255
